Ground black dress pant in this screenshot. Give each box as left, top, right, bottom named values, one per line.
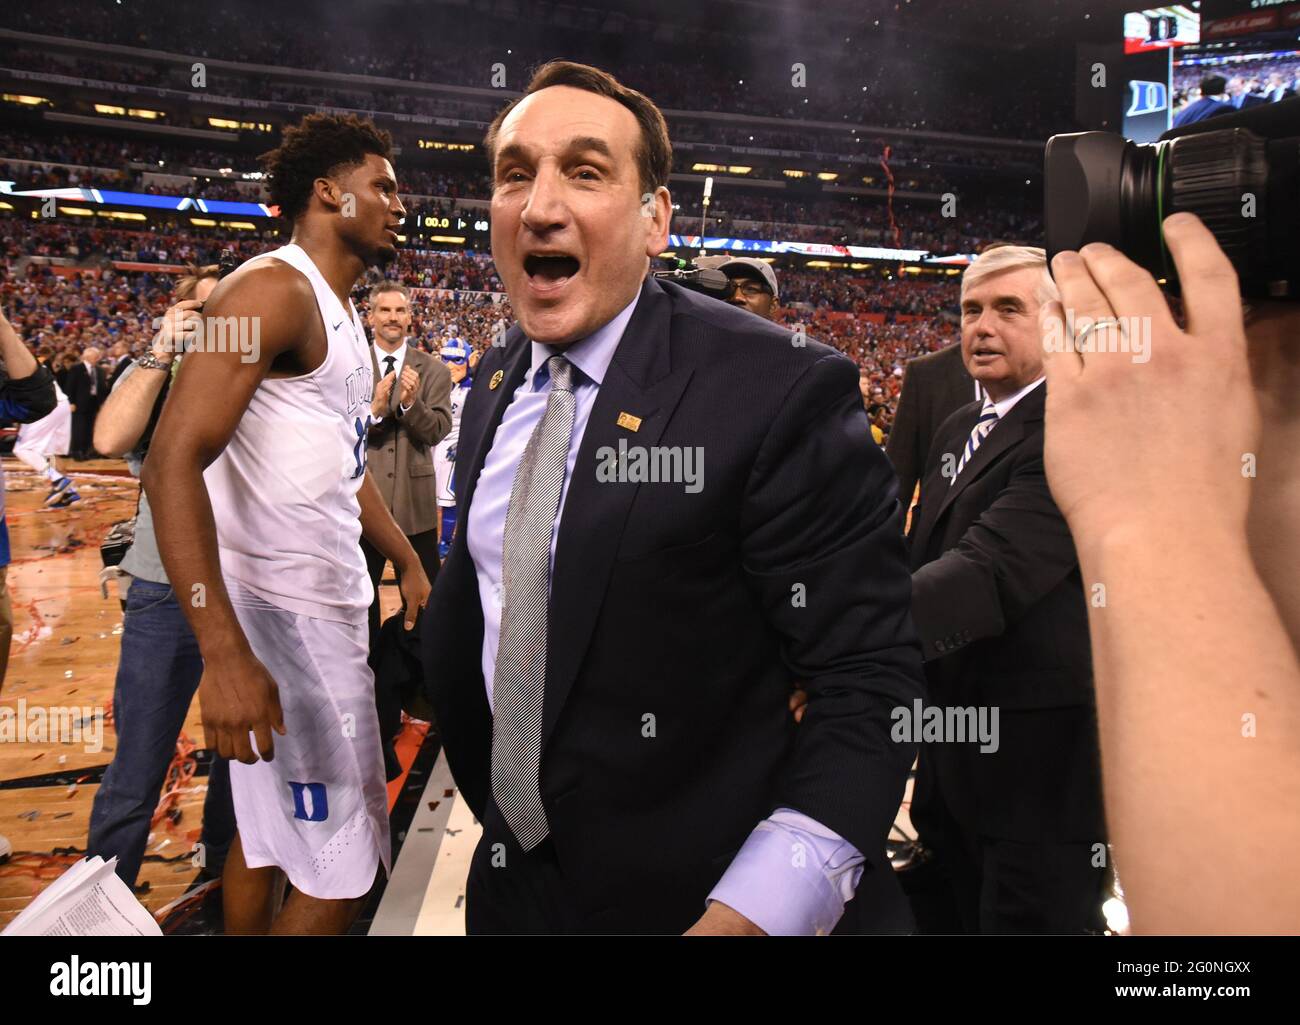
left=465, top=820, right=580, bottom=935
left=361, top=527, right=440, bottom=656
left=362, top=528, right=440, bottom=777
left=71, top=410, right=95, bottom=459
left=905, top=785, right=1108, bottom=934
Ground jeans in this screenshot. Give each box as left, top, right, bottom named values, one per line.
left=87, top=578, right=235, bottom=886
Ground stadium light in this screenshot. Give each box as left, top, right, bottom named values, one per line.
left=207, top=117, right=273, bottom=132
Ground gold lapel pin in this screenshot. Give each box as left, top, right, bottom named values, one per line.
left=489, top=369, right=504, bottom=390
left=616, top=411, right=642, bottom=432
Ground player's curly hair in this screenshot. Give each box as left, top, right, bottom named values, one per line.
left=260, top=113, right=394, bottom=223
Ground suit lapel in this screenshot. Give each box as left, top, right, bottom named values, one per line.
left=932, top=382, right=1045, bottom=526
left=543, top=278, right=693, bottom=746
left=910, top=401, right=974, bottom=557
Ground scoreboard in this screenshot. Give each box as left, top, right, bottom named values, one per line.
left=1124, top=5, right=1202, bottom=53
left=410, top=211, right=490, bottom=240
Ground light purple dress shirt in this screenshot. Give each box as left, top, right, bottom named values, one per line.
left=465, top=287, right=864, bottom=935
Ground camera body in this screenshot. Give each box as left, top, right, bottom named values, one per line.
left=651, top=260, right=738, bottom=301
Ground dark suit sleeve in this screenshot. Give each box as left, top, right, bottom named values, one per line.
left=884, top=359, right=921, bottom=503
left=910, top=446, right=1079, bottom=660
left=0, top=363, right=57, bottom=422
left=741, top=352, right=925, bottom=864
left=398, top=357, right=452, bottom=447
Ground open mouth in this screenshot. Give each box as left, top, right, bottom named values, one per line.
left=524, top=253, right=581, bottom=294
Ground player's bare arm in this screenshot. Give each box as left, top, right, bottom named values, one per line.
left=143, top=260, right=321, bottom=765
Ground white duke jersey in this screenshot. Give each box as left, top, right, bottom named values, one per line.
left=205, top=243, right=375, bottom=623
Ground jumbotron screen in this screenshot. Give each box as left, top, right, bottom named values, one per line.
left=1124, top=4, right=1202, bottom=53
left=1121, top=6, right=1201, bottom=140
left=1173, top=45, right=1300, bottom=124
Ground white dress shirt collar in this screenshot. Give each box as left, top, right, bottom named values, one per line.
left=525, top=288, right=641, bottom=391
left=373, top=341, right=407, bottom=377
left=985, top=374, right=1044, bottom=420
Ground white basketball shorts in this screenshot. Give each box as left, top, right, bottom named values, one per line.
left=14, top=401, right=72, bottom=459
left=225, top=579, right=391, bottom=900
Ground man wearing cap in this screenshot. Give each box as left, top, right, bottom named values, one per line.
left=364, top=281, right=452, bottom=651
left=698, top=256, right=780, bottom=320
left=434, top=336, right=473, bottom=558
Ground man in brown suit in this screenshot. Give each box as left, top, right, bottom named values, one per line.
left=364, top=281, right=452, bottom=648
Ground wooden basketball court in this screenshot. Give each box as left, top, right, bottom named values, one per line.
left=0, top=456, right=439, bottom=932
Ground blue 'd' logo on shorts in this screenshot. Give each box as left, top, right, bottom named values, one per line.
left=289, top=782, right=329, bottom=821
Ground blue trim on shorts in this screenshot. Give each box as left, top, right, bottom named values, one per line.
left=0, top=516, right=10, bottom=567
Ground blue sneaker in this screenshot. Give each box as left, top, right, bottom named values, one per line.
left=50, top=488, right=82, bottom=509
left=43, top=476, right=72, bottom=507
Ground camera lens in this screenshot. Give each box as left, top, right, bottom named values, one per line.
left=1045, top=128, right=1270, bottom=293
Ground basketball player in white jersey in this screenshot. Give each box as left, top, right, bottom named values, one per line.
left=145, top=114, right=430, bottom=934
left=12, top=382, right=80, bottom=508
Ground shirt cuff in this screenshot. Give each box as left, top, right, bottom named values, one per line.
left=398, top=402, right=411, bottom=417
left=706, top=808, right=865, bottom=936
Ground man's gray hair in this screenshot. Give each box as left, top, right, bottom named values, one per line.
left=961, top=244, right=1060, bottom=306
left=369, top=280, right=411, bottom=305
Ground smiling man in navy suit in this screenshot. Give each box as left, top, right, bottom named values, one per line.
left=423, top=60, right=925, bottom=935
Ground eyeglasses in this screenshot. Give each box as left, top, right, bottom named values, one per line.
left=734, top=281, right=771, bottom=298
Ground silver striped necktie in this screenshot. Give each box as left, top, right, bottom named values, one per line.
left=490, top=354, right=576, bottom=849
left=950, top=396, right=999, bottom=485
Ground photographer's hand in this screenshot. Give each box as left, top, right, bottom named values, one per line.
left=151, top=299, right=203, bottom=363
left=1040, top=211, right=1300, bottom=935
left=1040, top=211, right=1258, bottom=550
